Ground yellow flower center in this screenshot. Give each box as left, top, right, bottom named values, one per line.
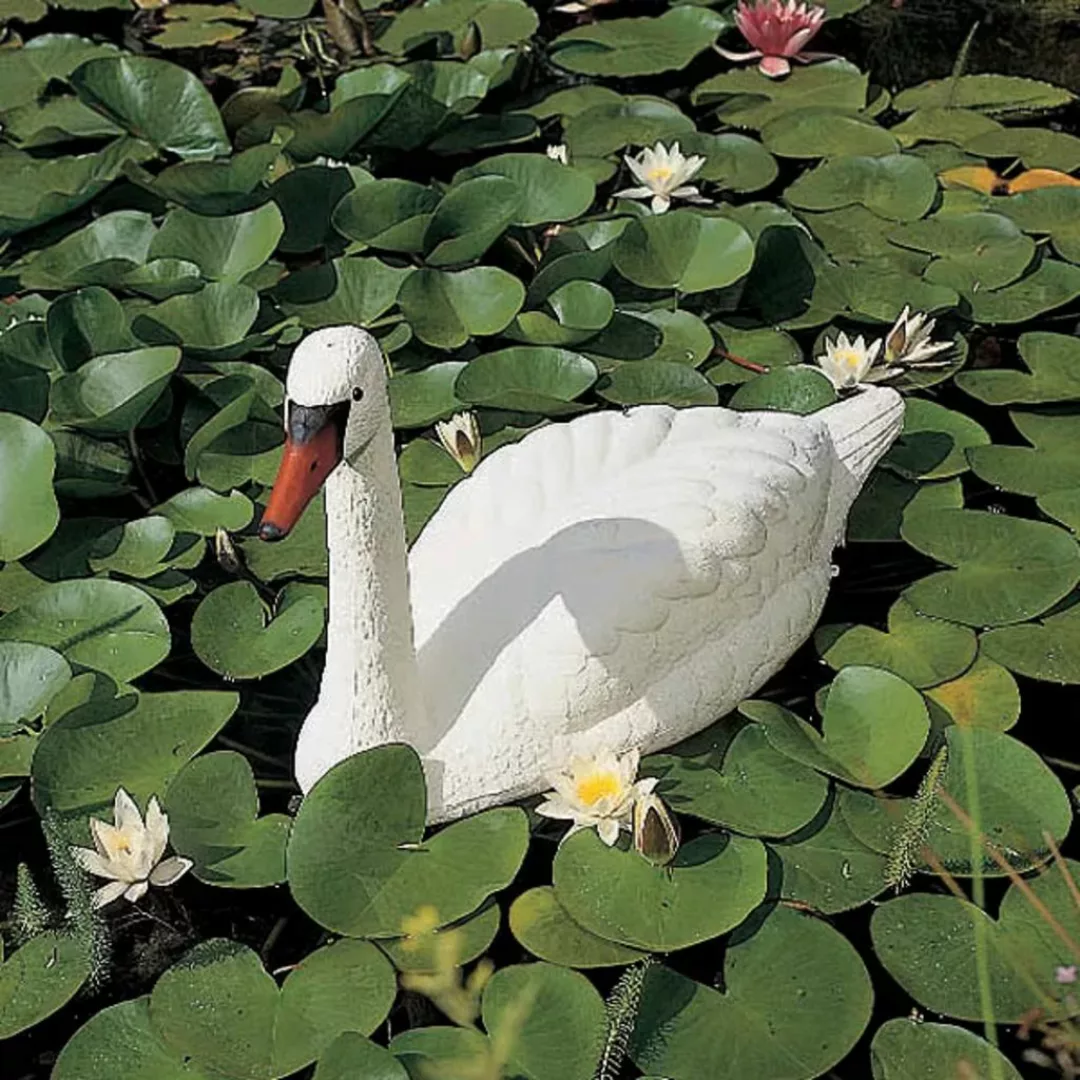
left=575, top=771, right=622, bottom=807
left=645, top=165, right=674, bottom=185
left=834, top=348, right=865, bottom=371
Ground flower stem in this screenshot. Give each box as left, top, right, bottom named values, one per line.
left=714, top=348, right=770, bottom=374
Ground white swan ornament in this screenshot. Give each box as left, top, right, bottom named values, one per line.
left=259, top=326, right=904, bottom=822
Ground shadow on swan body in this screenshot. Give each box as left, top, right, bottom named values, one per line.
left=259, top=326, right=905, bottom=822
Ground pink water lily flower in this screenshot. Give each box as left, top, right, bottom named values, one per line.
left=716, top=0, right=829, bottom=79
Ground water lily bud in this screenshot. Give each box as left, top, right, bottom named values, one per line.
left=435, top=412, right=482, bottom=474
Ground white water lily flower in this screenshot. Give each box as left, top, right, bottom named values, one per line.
left=884, top=306, right=953, bottom=368
left=536, top=748, right=657, bottom=846
left=71, top=788, right=192, bottom=908
left=546, top=144, right=569, bottom=165
left=615, top=141, right=708, bottom=214
left=435, top=411, right=481, bottom=473
left=815, top=331, right=889, bottom=390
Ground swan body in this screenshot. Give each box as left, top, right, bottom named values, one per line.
left=261, top=327, right=904, bottom=822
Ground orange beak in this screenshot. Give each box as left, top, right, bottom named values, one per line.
left=259, top=402, right=347, bottom=541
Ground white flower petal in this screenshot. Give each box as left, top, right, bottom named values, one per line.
left=614, top=186, right=653, bottom=200
left=144, top=797, right=170, bottom=865
left=597, top=818, right=621, bottom=846
left=93, top=880, right=129, bottom=909
left=124, top=880, right=150, bottom=903
left=150, top=856, right=193, bottom=887
left=72, top=846, right=122, bottom=881
left=113, top=787, right=143, bottom=833
left=651, top=194, right=671, bottom=214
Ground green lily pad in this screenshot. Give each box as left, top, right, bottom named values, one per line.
left=999, top=186, right=1080, bottom=264
left=17, top=209, right=156, bottom=291
left=549, top=6, right=727, bottom=77
left=332, top=179, right=440, bottom=252
left=820, top=598, right=977, bottom=688
left=87, top=515, right=199, bottom=580
left=150, top=938, right=397, bottom=1079
left=71, top=54, right=230, bottom=159
left=390, top=1026, right=493, bottom=1079
left=884, top=398, right=989, bottom=481
left=645, top=723, right=828, bottom=837
left=968, top=412, right=1080, bottom=498
left=192, top=581, right=326, bottom=680
left=982, top=597, right=1080, bottom=684
left=870, top=1018, right=1023, bottom=1080
left=277, top=257, right=412, bottom=330
left=454, top=153, right=596, bottom=227
left=0, top=413, right=60, bottom=562
left=165, top=751, right=290, bottom=888
left=0, top=641, right=71, bottom=737
left=553, top=830, right=767, bottom=952
left=45, top=286, right=136, bottom=371
left=153, top=487, right=254, bottom=536
left=455, top=347, right=596, bottom=414
left=891, top=212, right=1035, bottom=293
left=849, top=472, right=963, bottom=544
left=423, top=175, right=521, bottom=267
left=744, top=666, right=929, bottom=788
left=597, top=361, right=718, bottom=407
left=920, top=726, right=1071, bottom=875
left=893, top=74, right=1074, bottom=117
left=149, top=203, right=284, bottom=283
left=50, top=346, right=181, bottom=434
left=614, top=211, right=755, bottom=294
left=729, top=366, right=837, bottom=415
left=135, top=283, right=260, bottom=352
left=379, top=900, right=501, bottom=973
left=967, top=259, right=1080, bottom=324
left=288, top=744, right=529, bottom=937
left=0, top=578, right=169, bottom=682
left=771, top=796, right=889, bottom=914
left=0, top=932, right=91, bottom=1040
left=32, top=688, right=237, bottom=817
left=390, top=362, right=468, bottom=429
left=958, top=331, right=1080, bottom=404
left=376, top=0, right=537, bottom=55
left=630, top=906, right=872, bottom=1080
left=763, top=109, right=899, bottom=159
left=563, top=96, right=694, bottom=159
left=314, top=1034, right=408, bottom=1080
left=509, top=887, right=648, bottom=968
left=925, top=653, right=1020, bottom=731
left=871, top=860, right=1080, bottom=1022
left=52, top=997, right=217, bottom=1080
left=481, top=963, right=606, bottom=1080
left=239, top=493, right=328, bottom=582
left=398, top=266, right=524, bottom=349
left=786, top=154, right=937, bottom=222
left=694, top=59, right=871, bottom=130
left=901, top=508, right=1080, bottom=626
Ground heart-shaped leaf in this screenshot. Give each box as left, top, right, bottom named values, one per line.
left=454, top=153, right=596, bottom=226
left=150, top=938, right=396, bottom=1079
left=165, top=751, right=290, bottom=888
left=509, top=887, right=648, bottom=968
left=0, top=641, right=71, bottom=737
left=191, top=581, right=326, bottom=680
left=455, top=347, right=597, bottom=414
left=0, top=932, right=91, bottom=1039
left=71, top=54, right=230, bottom=159
left=398, top=266, right=524, bottom=349
left=871, top=859, right=1080, bottom=1022
left=481, top=963, right=606, bottom=1080
left=597, top=361, right=718, bottom=407
left=820, top=597, right=977, bottom=688
left=982, top=597, right=1080, bottom=684
left=925, top=653, right=1020, bottom=731
left=31, top=689, right=238, bottom=817
left=0, top=413, right=60, bottom=561
left=870, top=1018, right=1023, bottom=1080
left=883, top=398, right=989, bottom=482
left=746, top=666, right=929, bottom=787
left=630, top=906, right=873, bottom=1080
left=288, top=744, right=529, bottom=937
left=0, top=578, right=169, bottom=682
left=553, top=830, right=767, bottom=951
left=423, top=175, right=521, bottom=266
left=901, top=508, right=1080, bottom=626
left=958, top=330, right=1080, bottom=404
left=613, top=211, right=754, bottom=293
left=644, top=722, right=828, bottom=837
left=785, top=154, right=937, bottom=221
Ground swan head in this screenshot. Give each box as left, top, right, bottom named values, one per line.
left=259, top=326, right=386, bottom=541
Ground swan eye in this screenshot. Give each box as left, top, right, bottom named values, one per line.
left=352, top=387, right=364, bottom=402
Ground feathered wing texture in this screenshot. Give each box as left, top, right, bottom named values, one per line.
left=408, top=401, right=892, bottom=819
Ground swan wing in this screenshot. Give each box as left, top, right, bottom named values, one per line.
left=408, top=405, right=835, bottom=753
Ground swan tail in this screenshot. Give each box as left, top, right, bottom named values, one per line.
left=820, top=385, right=905, bottom=544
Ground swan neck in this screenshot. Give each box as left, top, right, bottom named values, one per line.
left=322, top=420, right=426, bottom=747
